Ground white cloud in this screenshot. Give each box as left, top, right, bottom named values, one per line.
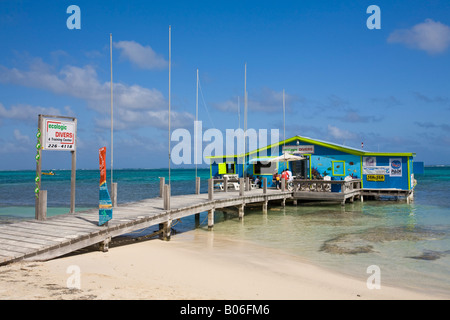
left=0, top=102, right=74, bottom=122
left=327, top=124, right=356, bottom=141
left=0, top=58, right=189, bottom=130
left=214, top=87, right=300, bottom=113
left=13, top=129, right=30, bottom=144
left=413, top=91, right=449, bottom=105
left=95, top=109, right=194, bottom=131
left=114, top=40, right=168, bottom=70
left=0, top=61, right=165, bottom=111
left=333, top=109, right=383, bottom=123
left=214, top=99, right=239, bottom=112
left=388, top=19, right=450, bottom=54
left=0, top=129, right=32, bottom=154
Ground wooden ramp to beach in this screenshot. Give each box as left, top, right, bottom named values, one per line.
left=0, top=188, right=293, bottom=266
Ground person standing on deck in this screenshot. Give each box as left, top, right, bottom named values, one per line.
left=273, top=171, right=281, bottom=189
left=281, top=169, right=289, bottom=185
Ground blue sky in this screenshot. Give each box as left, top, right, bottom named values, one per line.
left=0, top=0, right=449, bottom=170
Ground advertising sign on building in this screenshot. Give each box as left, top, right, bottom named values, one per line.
left=367, top=174, right=385, bottom=182
left=363, top=156, right=376, bottom=167
left=282, top=145, right=314, bottom=154
left=43, top=118, right=76, bottom=151
left=363, top=166, right=390, bottom=175
left=389, top=158, right=402, bottom=177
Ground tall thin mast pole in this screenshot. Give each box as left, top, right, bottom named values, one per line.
left=238, top=96, right=240, bottom=129
left=195, top=68, right=198, bottom=179
left=168, top=26, right=171, bottom=186
left=110, top=33, right=113, bottom=187
left=283, top=89, right=285, bottom=150
left=244, top=63, right=247, bottom=178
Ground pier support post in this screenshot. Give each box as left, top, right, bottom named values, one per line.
left=224, top=176, right=228, bottom=193
left=195, top=213, right=200, bottom=227
left=164, top=220, right=172, bottom=241
left=239, top=178, right=244, bottom=196
left=208, top=209, right=214, bottom=231
left=159, top=177, right=165, bottom=197
left=281, top=179, right=286, bottom=192
left=208, top=179, right=214, bottom=200
left=245, top=177, right=250, bottom=191
left=239, top=203, right=245, bottom=220
left=195, top=177, right=200, bottom=195
left=360, top=195, right=364, bottom=203
left=262, top=199, right=268, bottom=213
left=407, top=191, right=414, bottom=204
left=282, top=198, right=286, bottom=207
left=99, top=236, right=111, bottom=252
left=159, top=221, right=172, bottom=241
left=37, top=190, right=47, bottom=221
left=111, top=182, right=118, bottom=207
left=163, top=184, right=170, bottom=210
left=263, top=178, right=267, bottom=194
left=293, top=199, right=297, bottom=206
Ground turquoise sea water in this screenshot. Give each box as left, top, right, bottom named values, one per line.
left=1, top=167, right=449, bottom=296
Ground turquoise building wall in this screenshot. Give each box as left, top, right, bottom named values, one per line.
left=208, top=136, right=414, bottom=191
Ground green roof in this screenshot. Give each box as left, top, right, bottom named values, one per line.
left=206, top=135, right=415, bottom=159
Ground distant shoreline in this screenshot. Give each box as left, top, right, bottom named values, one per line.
left=0, top=165, right=449, bottom=172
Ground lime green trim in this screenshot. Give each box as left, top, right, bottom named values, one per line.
left=332, top=160, right=345, bottom=176
left=309, top=156, right=311, bottom=180
left=209, top=162, right=212, bottom=178
left=363, top=152, right=415, bottom=157
left=360, top=156, right=364, bottom=188
left=407, top=156, right=411, bottom=190
left=205, top=135, right=415, bottom=160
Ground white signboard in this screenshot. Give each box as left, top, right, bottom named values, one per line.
left=43, top=118, right=76, bottom=151
left=389, top=158, right=402, bottom=177
left=282, top=145, right=314, bottom=154
left=363, top=166, right=390, bottom=175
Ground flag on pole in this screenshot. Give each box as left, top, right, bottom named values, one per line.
left=99, top=147, right=113, bottom=226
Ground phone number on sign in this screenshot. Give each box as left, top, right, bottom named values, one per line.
left=46, top=144, right=74, bottom=149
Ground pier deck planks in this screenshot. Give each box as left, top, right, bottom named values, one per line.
left=0, top=189, right=292, bottom=265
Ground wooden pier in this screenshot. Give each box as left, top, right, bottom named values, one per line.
left=0, top=183, right=292, bottom=266
left=0, top=177, right=415, bottom=266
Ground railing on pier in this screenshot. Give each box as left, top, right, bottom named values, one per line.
left=292, top=179, right=361, bottom=193
left=212, top=176, right=257, bottom=192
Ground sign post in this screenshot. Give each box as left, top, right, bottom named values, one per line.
left=35, top=114, right=77, bottom=220
left=35, top=115, right=44, bottom=220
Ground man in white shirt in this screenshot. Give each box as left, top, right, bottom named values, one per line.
left=287, top=169, right=293, bottom=182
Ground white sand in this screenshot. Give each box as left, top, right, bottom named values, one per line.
left=0, top=230, right=446, bottom=300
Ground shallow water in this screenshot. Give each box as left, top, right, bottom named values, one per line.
left=1, top=167, right=449, bottom=296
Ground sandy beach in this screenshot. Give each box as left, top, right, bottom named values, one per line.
left=0, top=229, right=446, bottom=300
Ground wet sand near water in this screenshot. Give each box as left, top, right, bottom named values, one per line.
left=0, top=229, right=446, bottom=300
